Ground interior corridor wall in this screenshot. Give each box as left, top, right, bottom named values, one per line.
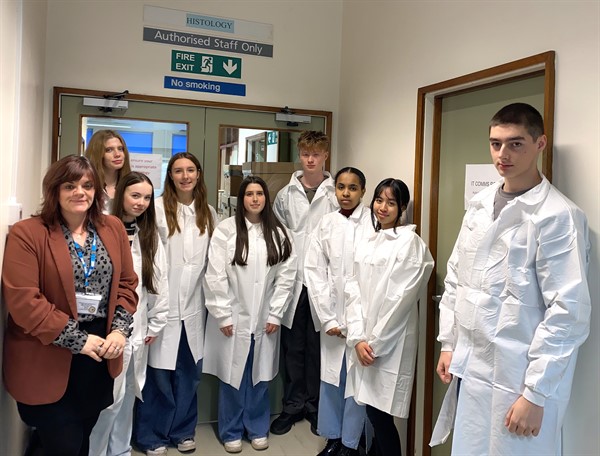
left=42, top=0, right=343, bottom=171
left=0, top=1, right=48, bottom=455
left=338, top=2, right=599, bottom=455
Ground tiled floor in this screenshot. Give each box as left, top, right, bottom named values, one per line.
left=132, top=418, right=325, bottom=456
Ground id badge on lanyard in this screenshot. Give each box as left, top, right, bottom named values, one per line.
left=73, top=232, right=102, bottom=315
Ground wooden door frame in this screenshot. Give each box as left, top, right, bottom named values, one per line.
left=411, top=51, right=555, bottom=456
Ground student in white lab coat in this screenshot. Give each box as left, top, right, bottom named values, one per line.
left=203, top=176, right=297, bottom=454
left=304, top=167, right=374, bottom=456
left=90, top=172, right=169, bottom=456
left=134, top=153, right=216, bottom=456
left=345, top=178, right=434, bottom=456
left=271, top=131, right=339, bottom=436
left=433, top=103, right=591, bottom=455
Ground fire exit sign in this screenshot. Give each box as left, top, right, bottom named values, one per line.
left=171, top=50, right=242, bottom=79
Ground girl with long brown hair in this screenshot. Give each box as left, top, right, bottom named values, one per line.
left=134, top=153, right=216, bottom=456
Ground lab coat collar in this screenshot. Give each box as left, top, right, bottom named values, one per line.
left=177, top=200, right=195, bottom=216
left=244, top=217, right=263, bottom=232
left=471, top=173, right=550, bottom=214
left=372, top=223, right=417, bottom=240
left=289, top=170, right=334, bottom=193
left=349, top=203, right=369, bottom=222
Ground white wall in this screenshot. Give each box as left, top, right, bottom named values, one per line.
left=339, top=1, right=600, bottom=454
left=43, top=0, right=343, bottom=168
left=0, top=1, right=48, bottom=455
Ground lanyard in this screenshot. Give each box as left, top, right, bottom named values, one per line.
left=73, top=231, right=97, bottom=291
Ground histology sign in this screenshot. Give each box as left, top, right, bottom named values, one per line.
left=171, top=50, right=242, bottom=79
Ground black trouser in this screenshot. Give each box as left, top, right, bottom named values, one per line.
left=18, top=318, right=113, bottom=456
left=280, top=286, right=320, bottom=415
left=366, top=405, right=401, bottom=456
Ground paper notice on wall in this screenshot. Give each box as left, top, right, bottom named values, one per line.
left=465, top=164, right=500, bottom=209
left=130, top=153, right=163, bottom=190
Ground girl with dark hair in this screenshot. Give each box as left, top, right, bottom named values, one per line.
left=2, top=155, right=137, bottom=456
left=90, top=172, right=169, bottom=456
left=345, top=178, right=434, bottom=456
left=134, top=153, right=216, bottom=456
left=203, top=176, right=297, bottom=454
left=85, top=130, right=132, bottom=213
left=304, top=167, right=374, bottom=456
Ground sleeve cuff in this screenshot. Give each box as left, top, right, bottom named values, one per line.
left=323, top=319, right=340, bottom=333
left=522, top=387, right=546, bottom=407
left=267, top=315, right=282, bottom=326
left=440, top=342, right=454, bottom=352
left=219, top=316, right=233, bottom=328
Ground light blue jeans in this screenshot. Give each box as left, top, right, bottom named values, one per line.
left=317, top=358, right=366, bottom=449
left=89, top=341, right=136, bottom=456
left=134, top=326, right=202, bottom=451
left=218, top=338, right=270, bottom=443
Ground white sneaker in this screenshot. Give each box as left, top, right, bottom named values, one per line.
left=177, top=438, right=196, bottom=452
left=147, top=447, right=168, bottom=456
left=251, top=437, right=269, bottom=450
left=224, top=439, right=243, bottom=453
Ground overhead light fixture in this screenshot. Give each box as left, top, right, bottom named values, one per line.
left=275, top=106, right=311, bottom=125
left=83, top=97, right=129, bottom=110
left=275, top=112, right=311, bottom=124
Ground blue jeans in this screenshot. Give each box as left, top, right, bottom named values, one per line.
left=218, top=338, right=270, bottom=443
left=317, top=358, right=366, bottom=449
left=134, top=326, right=203, bottom=451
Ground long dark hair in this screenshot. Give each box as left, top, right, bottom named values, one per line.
left=112, top=172, right=158, bottom=294
left=233, top=176, right=292, bottom=267
left=370, top=178, right=410, bottom=232
left=162, top=152, right=214, bottom=238
left=39, top=155, right=105, bottom=227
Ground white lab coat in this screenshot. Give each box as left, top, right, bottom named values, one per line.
left=202, top=217, right=297, bottom=389
left=304, top=204, right=374, bottom=386
left=148, top=197, right=216, bottom=369
left=433, top=176, right=590, bottom=455
left=129, top=229, right=169, bottom=397
left=89, top=227, right=169, bottom=456
left=273, top=170, right=338, bottom=327
left=345, top=225, right=434, bottom=417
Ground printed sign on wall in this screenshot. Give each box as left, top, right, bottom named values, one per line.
left=144, top=5, right=274, bottom=42
left=172, top=50, right=242, bottom=79
left=464, top=164, right=500, bottom=209
left=164, top=76, right=246, bottom=97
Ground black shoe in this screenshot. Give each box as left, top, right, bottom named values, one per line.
left=305, top=410, right=319, bottom=436
left=270, top=411, right=304, bottom=435
left=317, top=438, right=341, bottom=456
left=337, top=445, right=360, bottom=456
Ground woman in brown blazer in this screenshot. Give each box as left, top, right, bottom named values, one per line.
left=2, top=155, right=138, bottom=456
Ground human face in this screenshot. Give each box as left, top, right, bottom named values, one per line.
left=489, top=124, right=546, bottom=192
left=335, top=172, right=365, bottom=211
left=122, top=181, right=153, bottom=222
left=102, top=137, right=126, bottom=173
left=170, top=158, right=199, bottom=198
left=243, top=183, right=266, bottom=223
left=299, top=147, right=328, bottom=175
left=59, top=174, right=95, bottom=219
left=373, top=187, right=400, bottom=230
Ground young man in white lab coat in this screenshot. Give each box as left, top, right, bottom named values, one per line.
left=271, top=131, right=339, bottom=435
left=433, top=103, right=591, bottom=455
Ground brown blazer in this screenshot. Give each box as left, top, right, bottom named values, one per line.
left=2, top=215, right=138, bottom=405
